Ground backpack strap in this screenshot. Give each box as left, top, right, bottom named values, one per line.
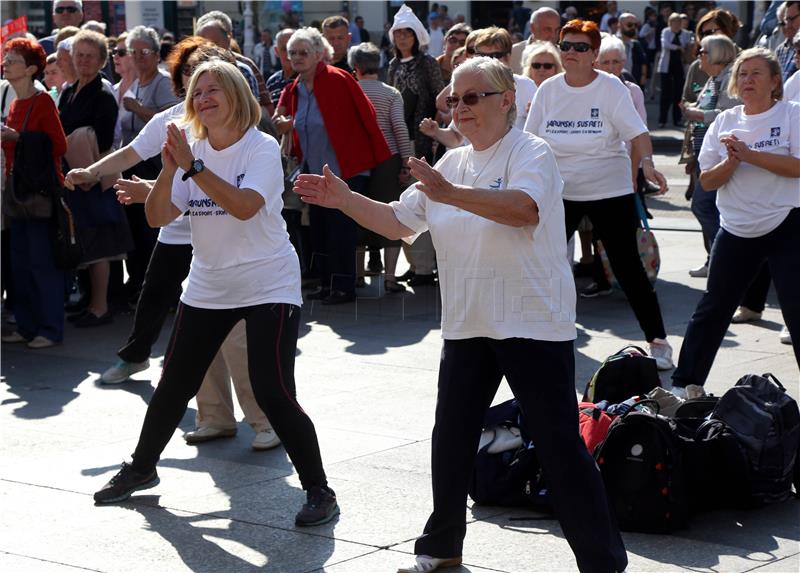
left=762, top=372, right=786, bottom=392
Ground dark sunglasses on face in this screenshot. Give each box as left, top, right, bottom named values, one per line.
left=474, top=50, right=508, bottom=59
left=700, top=27, right=720, bottom=38
left=112, top=48, right=127, bottom=57
left=54, top=6, right=79, bottom=13
left=531, top=62, right=555, bottom=70
left=445, top=91, right=501, bottom=108
left=130, top=48, right=156, bottom=56
left=559, top=41, right=592, bottom=53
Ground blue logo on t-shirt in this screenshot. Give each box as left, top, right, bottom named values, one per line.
left=591, top=108, right=599, bottom=118
left=489, top=177, right=503, bottom=189
left=770, top=127, right=781, bottom=137
left=236, top=173, right=245, bottom=188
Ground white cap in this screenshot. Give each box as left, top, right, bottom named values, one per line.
left=389, top=4, right=430, bottom=48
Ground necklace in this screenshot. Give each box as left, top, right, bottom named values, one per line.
left=459, top=130, right=509, bottom=187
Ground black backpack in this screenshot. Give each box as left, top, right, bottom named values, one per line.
left=583, top=345, right=661, bottom=404
left=711, top=373, right=800, bottom=505
left=594, top=407, right=688, bottom=533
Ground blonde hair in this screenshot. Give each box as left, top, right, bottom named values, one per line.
left=473, top=26, right=513, bottom=54
left=452, top=56, right=516, bottom=127
left=71, top=29, right=108, bottom=67
left=727, top=47, right=783, bottom=101
left=522, top=41, right=563, bottom=80
left=183, top=60, right=261, bottom=140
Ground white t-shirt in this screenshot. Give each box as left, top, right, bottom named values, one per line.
left=784, top=70, right=800, bottom=104
left=391, top=127, right=576, bottom=342
left=524, top=71, right=648, bottom=202
left=130, top=103, right=191, bottom=245
left=170, top=128, right=302, bottom=309
left=698, top=101, right=800, bottom=238
left=513, top=73, right=537, bottom=130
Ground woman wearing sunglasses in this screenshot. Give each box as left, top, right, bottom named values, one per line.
left=110, top=32, right=137, bottom=112
left=521, top=40, right=563, bottom=88
left=294, top=56, right=627, bottom=573
left=524, top=19, right=674, bottom=370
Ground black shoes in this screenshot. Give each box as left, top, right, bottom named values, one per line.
left=322, top=290, right=355, bottom=305
left=295, top=485, right=339, bottom=526
left=74, top=311, right=113, bottom=328
left=306, top=287, right=330, bottom=301
left=408, top=273, right=436, bottom=287
left=94, top=462, right=160, bottom=504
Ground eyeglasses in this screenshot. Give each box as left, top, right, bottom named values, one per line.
left=559, top=41, right=593, bottom=53
left=699, top=27, right=720, bottom=38
left=444, top=91, right=501, bottom=108
left=446, top=35, right=466, bottom=46
left=288, top=49, right=311, bottom=58
left=530, top=62, right=555, bottom=70
left=2, top=55, right=25, bottom=65
left=129, top=48, right=156, bottom=56
left=782, top=12, right=800, bottom=25
left=54, top=6, right=79, bottom=14
left=111, top=48, right=128, bottom=57
left=474, top=50, right=508, bottom=59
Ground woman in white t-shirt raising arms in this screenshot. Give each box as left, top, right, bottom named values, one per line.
left=92, top=61, right=338, bottom=528
left=524, top=19, right=674, bottom=370
left=672, top=48, right=800, bottom=397
left=295, top=57, right=627, bottom=573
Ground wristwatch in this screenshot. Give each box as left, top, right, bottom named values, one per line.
left=182, top=158, right=205, bottom=181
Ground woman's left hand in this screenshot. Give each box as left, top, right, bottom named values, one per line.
left=408, top=156, right=454, bottom=203
left=165, top=123, right=194, bottom=172
left=720, top=134, right=751, bottom=163
left=642, top=162, right=669, bottom=194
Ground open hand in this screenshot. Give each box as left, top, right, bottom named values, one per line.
left=418, top=118, right=438, bottom=138
left=115, top=175, right=153, bottom=205
left=293, top=164, right=352, bottom=210
left=408, top=156, right=454, bottom=202
left=165, top=123, right=193, bottom=171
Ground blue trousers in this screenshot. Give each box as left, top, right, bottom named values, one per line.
left=9, top=219, right=65, bottom=342
left=691, top=168, right=720, bottom=258
left=673, top=208, right=800, bottom=387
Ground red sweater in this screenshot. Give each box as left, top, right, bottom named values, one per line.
left=2, top=91, right=67, bottom=184
left=287, top=63, right=391, bottom=180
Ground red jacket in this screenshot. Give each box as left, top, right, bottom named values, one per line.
left=287, top=62, right=391, bottom=180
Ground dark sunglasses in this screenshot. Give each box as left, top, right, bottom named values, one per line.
left=699, top=28, right=720, bottom=38
left=530, top=62, right=555, bottom=70
left=54, top=6, right=79, bottom=14
left=288, top=49, right=311, bottom=58
left=112, top=48, right=128, bottom=57
left=444, top=91, right=501, bottom=108
left=559, top=41, right=592, bottom=53
left=474, top=50, right=508, bottom=59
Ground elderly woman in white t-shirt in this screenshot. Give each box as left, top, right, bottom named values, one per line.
left=524, top=19, right=674, bottom=369
left=93, top=61, right=336, bottom=529
left=672, top=48, right=800, bottom=397
left=294, top=57, right=627, bottom=573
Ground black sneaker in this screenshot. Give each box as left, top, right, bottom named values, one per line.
left=579, top=283, right=613, bottom=298
left=295, top=485, right=339, bottom=526
left=94, top=462, right=160, bottom=504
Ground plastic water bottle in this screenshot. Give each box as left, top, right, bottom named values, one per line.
left=49, top=86, right=58, bottom=101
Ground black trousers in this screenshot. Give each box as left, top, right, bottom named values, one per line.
left=659, top=64, right=684, bottom=125
left=123, top=202, right=160, bottom=298
left=308, top=175, right=366, bottom=294
left=741, top=262, right=772, bottom=314
left=565, top=194, right=667, bottom=342
left=131, top=302, right=328, bottom=490
left=673, top=209, right=800, bottom=387
left=414, top=337, right=627, bottom=573
left=118, top=241, right=192, bottom=364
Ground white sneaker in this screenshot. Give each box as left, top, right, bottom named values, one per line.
left=649, top=338, right=675, bottom=370
left=251, top=429, right=281, bottom=451
left=100, top=359, right=150, bottom=385
left=731, top=306, right=762, bottom=324
left=1, top=331, right=27, bottom=343
left=688, top=264, right=708, bottom=278
left=27, top=336, right=57, bottom=349
left=670, top=384, right=706, bottom=400
left=779, top=326, right=792, bottom=345
left=397, top=555, right=462, bottom=573
left=184, top=426, right=237, bottom=444
left=670, top=385, right=688, bottom=399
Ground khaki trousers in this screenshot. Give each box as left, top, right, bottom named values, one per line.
left=402, top=230, right=436, bottom=274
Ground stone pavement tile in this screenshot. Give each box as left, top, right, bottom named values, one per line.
left=744, top=553, right=800, bottom=572
left=317, top=548, right=501, bottom=573
left=0, top=481, right=372, bottom=573
left=0, top=552, right=93, bottom=572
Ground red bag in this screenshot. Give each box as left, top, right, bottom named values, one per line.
left=579, top=402, right=614, bottom=455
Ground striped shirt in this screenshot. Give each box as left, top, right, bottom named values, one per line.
left=358, top=79, right=413, bottom=159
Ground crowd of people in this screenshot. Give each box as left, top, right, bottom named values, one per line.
left=1, top=1, right=799, bottom=572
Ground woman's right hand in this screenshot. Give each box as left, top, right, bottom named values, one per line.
left=64, top=168, right=98, bottom=190
left=294, top=164, right=351, bottom=211
left=161, top=142, right=178, bottom=174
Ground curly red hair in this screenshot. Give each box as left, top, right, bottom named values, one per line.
left=559, top=19, right=601, bottom=51
left=3, top=38, right=47, bottom=76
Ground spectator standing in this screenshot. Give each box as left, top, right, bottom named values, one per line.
left=618, top=13, right=648, bottom=90
left=39, top=0, right=84, bottom=55
left=600, top=1, right=621, bottom=33
left=354, top=16, right=371, bottom=43
left=657, top=13, right=692, bottom=127
left=784, top=31, right=800, bottom=101
left=43, top=53, right=66, bottom=95
left=522, top=41, right=563, bottom=88
left=510, top=7, right=561, bottom=74
left=253, top=29, right=277, bottom=79
left=776, top=2, right=800, bottom=80
left=508, top=1, right=532, bottom=37
left=266, top=28, right=296, bottom=108
left=436, top=23, right=470, bottom=83
left=110, top=32, right=136, bottom=110
left=428, top=12, right=445, bottom=58
left=322, top=16, right=353, bottom=73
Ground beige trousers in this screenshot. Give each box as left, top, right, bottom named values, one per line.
left=194, top=320, right=271, bottom=432
left=402, top=230, right=436, bottom=274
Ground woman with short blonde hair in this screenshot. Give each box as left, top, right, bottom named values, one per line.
left=521, top=41, right=563, bottom=86
left=94, top=60, right=338, bottom=529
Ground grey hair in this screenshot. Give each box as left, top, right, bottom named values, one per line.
left=598, top=35, right=626, bottom=60
left=348, top=42, right=380, bottom=75
left=287, top=27, right=334, bottom=60
left=521, top=41, right=564, bottom=78
left=530, top=7, right=559, bottom=24
left=71, top=29, right=107, bottom=67
left=55, top=0, right=82, bottom=11
left=276, top=28, right=295, bottom=44
left=81, top=20, right=106, bottom=33
left=126, top=25, right=160, bottom=51
left=452, top=56, right=516, bottom=127
left=197, top=10, right=233, bottom=34
left=701, top=34, right=737, bottom=66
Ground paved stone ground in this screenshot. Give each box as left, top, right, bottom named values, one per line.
left=1, top=147, right=798, bottom=572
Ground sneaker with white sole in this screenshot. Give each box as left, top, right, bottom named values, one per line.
left=100, top=359, right=150, bottom=385
left=688, top=264, right=708, bottom=278
left=648, top=338, right=675, bottom=370
left=670, top=384, right=706, bottom=400
left=27, top=336, right=57, bottom=349
left=93, top=462, right=160, bottom=504
left=397, top=555, right=463, bottom=573
left=580, top=283, right=613, bottom=298
left=1, top=331, right=27, bottom=343
left=779, top=326, right=792, bottom=345
left=184, top=426, right=237, bottom=444
left=731, top=306, right=762, bottom=324
left=251, top=429, right=281, bottom=451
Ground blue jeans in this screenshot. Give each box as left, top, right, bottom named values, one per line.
left=673, top=208, right=800, bottom=387
left=691, top=168, right=720, bottom=258
left=9, top=219, right=65, bottom=342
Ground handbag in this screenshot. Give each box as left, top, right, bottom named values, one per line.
left=596, top=194, right=660, bottom=286
left=281, top=130, right=304, bottom=212
left=50, top=188, right=83, bottom=270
